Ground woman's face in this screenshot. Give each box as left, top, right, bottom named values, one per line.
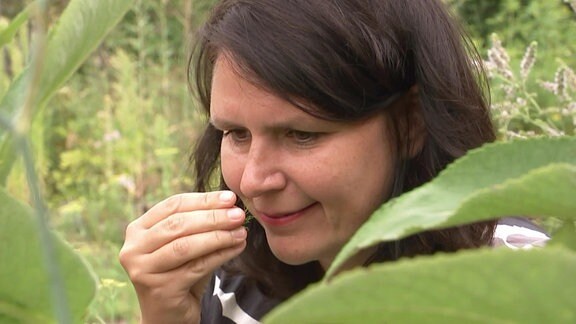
left=211, top=57, right=396, bottom=269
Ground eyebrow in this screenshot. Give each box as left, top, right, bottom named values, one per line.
left=209, top=117, right=238, bottom=130
left=210, top=114, right=336, bottom=131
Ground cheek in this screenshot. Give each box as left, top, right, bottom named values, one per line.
left=346, top=141, right=396, bottom=213
left=220, top=149, right=243, bottom=191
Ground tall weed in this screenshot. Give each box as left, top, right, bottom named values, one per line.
left=485, top=34, right=576, bottom=140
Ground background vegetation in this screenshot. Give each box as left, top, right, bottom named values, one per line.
left=0, top=0, right=574, bottom=322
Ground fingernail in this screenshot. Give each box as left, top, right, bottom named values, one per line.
left=227, top=208, right=244, bottom=221
left=219, top=191, right=235, bottom=202
left=231, top=227, right=247, bottom=239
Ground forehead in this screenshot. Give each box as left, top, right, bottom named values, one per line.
left=211, top=56, right=279, bottom=111
left=211, top=56, right=271, bottom=101
left=210, top=56, right=315, bottom=126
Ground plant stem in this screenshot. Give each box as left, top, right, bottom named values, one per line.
left=15, top=0, right=73, bottom=322
left=19, top=132, right=72, bottom=324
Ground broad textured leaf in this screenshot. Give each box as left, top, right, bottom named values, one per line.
left=0, top=188, right=96, bottom=323
left=0, top=0, right=136, bottom=183
left=265, top=247, right=576, bottom=323
left=328, top=137, right=576, bottom=277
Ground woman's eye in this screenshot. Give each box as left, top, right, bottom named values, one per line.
left=286, top=130, right=320, bottom=144
left=223, top=129, right=251, bottom=143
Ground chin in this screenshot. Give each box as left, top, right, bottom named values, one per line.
left=273, top=253, right=311, bottom=266
left=269, top=246, right=316, bottom=266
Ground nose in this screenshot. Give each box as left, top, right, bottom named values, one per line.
left=239, top=141, right=287, bottom=198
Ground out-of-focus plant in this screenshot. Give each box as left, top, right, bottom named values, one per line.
left=47, top=48, right=198, bottom=245
left=0, top=0, right=134, bottom=322
left=447, top=0, right=575, bottom=58
left=1, top=1, right=219, bottom=322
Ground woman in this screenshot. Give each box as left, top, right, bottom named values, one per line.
left=120, top=0, right=499, bottom=322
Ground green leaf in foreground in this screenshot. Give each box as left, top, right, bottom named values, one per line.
left=265, top=247, right=576, bottom=324
left=328, top=136, right=576, bottom=277
left=0, top=188, right=96, bottom=323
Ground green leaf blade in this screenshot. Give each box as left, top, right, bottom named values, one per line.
left=0, top=188, right=97, bottom=323
left=266, top=248, right=576, bottom=324
left=453, top=163, right=576, bottom=222
left=37, top=0, right=136, bottom=107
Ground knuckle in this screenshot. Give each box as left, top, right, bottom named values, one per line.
left=212, top=230, right=234, bottom=246
left=164, top=214, right=183, bottom=232
left=187, top=257, right=208, bottom=275
left=118, top=254, right=144, bottom=282
left=124, top=221, right=138, bottom=236
left=164, top=194, right=183, bottom=214
left=204, top=209, right=218, bottom=227
left=172, top=237, right=190, bottom=257
left=213, top=230, right=223, bottom=244
left=118, top=243, right=136, bottom=267
left=118, top=249, right=129, bottom=267
left=202, top=192, right=210, bottom=207
left=127, top=267, right=146, bottom=284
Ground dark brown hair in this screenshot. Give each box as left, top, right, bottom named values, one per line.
left=189, top=0, right=496, bottom=299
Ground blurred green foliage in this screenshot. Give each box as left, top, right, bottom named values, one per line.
left=448, top=0, right=575, bottom=56
left=0, top=0, right=574, bottom=322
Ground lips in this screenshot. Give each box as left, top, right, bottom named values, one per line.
left=256, top=202, right=318, bottom=226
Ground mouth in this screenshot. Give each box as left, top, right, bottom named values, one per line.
left=257, top=202, right=318, bottom=226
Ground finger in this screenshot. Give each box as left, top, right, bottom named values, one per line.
left=132, top=242, right=247, bottom=300
left=149, top=227, right=247, bottom=273
left=184, top=242, right=247, bottom=294
left=138, top=191, right=237, bottom=229
left=142, top=207, right=245, bottom=252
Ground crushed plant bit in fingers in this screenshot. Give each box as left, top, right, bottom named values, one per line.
left=243, top=207, right=255, bottom=227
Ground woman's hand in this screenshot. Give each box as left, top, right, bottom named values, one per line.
left=119, top=191, right=247, bottom=324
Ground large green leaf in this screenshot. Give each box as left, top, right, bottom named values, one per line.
left=328, top=136, right=576, bottom=277
left=265, top=247, right=576, bottom=323
left=0, top=0, right=136, bottom=184
left=0, top=188, right=96, bottom=323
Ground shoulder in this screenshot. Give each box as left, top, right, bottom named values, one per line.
left=200, top=268, right=282, bottom=324
left=492, top=217, right=550, bottom=249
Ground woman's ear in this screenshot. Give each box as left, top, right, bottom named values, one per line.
left=392, top=85, right=426, bottom=159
